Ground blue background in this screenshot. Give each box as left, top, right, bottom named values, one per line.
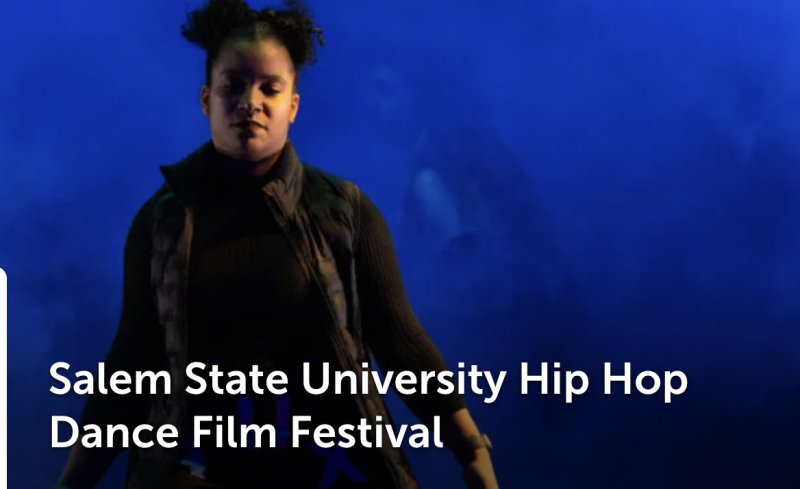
left=2, top=0, right=799, bottom=487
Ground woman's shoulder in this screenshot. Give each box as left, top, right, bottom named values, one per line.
left=301, top=162, right=362, bottom=203
left=302, top=162, right=357, bottom=187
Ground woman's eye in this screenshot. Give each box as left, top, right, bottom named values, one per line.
left=222, top=81, right=244, bottom=93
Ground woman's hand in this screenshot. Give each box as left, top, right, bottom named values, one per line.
left=462, top=447, right=500, bottom=489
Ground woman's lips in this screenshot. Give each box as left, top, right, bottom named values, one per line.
left=233, top=120, right=266, bottom=129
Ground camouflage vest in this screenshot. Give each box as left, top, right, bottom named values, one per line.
left=123, top=140, right=418, bottom=489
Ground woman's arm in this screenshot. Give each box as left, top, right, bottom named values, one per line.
left=440, top=409, right=500, bottom=489
left=353, top=190, right=499, bottom=489
left=56, top=202, right=168, bottom=489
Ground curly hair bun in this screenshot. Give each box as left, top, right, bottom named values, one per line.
left=181, top=0, right=324, bottom=83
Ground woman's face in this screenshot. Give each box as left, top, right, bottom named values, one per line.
left=201, top=36, right=299, bottom=162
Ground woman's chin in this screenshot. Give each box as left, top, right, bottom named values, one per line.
left=230, top=138, right=272, bottom=161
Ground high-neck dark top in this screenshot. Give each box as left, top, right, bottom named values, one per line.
left=81, top=146, right=466, bottom=488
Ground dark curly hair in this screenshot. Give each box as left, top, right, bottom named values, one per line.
left=181, top=0, right=324, bottom=90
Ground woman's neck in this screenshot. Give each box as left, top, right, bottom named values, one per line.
left=212, top=146, right=282, bottom=179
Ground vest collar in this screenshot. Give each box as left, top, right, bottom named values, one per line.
left=159, top=139, right=305, bottom=217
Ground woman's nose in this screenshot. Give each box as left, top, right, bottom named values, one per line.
left=237, top=87, right=263, bottom=113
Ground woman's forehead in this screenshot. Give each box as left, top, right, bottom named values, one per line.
left=214, top=39, right=294, bottom=77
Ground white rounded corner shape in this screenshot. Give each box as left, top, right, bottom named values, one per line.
left=0, top=266, right=6, bottom=486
